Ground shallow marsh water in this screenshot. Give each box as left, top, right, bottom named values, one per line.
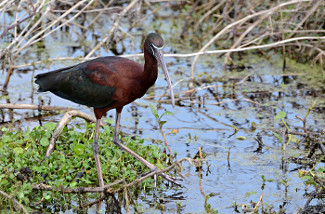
left=3, top=49, right=325, bottom=213
left=1, top=7, right=325, bottom=214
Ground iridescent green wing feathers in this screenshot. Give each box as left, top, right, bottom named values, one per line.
left=35, top=57, right=116, bottom=108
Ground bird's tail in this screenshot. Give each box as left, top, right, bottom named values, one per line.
left=34, top=65, right=75, bottom=92
left=35, top=72, right=55, bottom=92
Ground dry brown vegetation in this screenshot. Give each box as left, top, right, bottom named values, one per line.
left=0, top=0, right=324, bottom=91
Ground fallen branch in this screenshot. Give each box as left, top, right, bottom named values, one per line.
left=45, top=110, right=101, bottom=157
left=33, top=157, right=205, bottom=193
left=0, top=104, right=100, bottom=156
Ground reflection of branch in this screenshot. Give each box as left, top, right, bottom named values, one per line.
left=0, top=103, right=75, bottom=111
left=0, top=190, right=28, bottom=214
left=0, top=115, right=52, bottom=127
left=197, top=109, right=238, bottom=132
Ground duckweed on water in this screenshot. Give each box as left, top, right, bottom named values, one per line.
left=0, top=121, right=170, bottom=212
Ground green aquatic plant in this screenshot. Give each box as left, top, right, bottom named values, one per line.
left=0, top=121, right=170, bottom=212
left=149, top=104, right=174, bottom=157
left=273, top=111, right=292, bottom=145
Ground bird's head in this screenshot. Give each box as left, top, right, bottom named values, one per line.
left=145, top=33, right=175, bottom=107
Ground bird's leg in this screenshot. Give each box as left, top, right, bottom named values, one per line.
left=113, top=110, right=157, bottom=171
left=93, top=119, right=105, bottom=188
left=113, top=110, right=183, bottom=187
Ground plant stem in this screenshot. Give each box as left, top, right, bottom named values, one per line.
left=160, top=128, right=172, bottom=157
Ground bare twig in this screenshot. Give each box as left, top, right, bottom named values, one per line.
left=282, top=128, right=288, bottom=172
left=288, top=0, right=323, bottom=38
left=0, top=190, right=28, bottom=214
left=224, top=10, right=269, bottom=66
left=180, top=0, right=201, bottom=39
left=85, top=0, right=139, bottom=59
left=0, top=0, right=37, bottom=38
left=249, top=193, right=263, bottom=214
left=7, top=36, right=325, bottom=71
left=14, top=0, right=92, bottom=56
left=194, top=0, right=226, bottom=30
left=0, top=103, right=75, bottom=111
left=190, top=0, right=312, bottom=78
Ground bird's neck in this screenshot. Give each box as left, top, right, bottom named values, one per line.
left=143, top=48, right=158, bottom=87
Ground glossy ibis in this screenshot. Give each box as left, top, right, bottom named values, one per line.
left=35, top=33, right=181, bottom=188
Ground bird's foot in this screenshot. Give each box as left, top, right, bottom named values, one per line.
left=142, top=168, right=184, bottom=188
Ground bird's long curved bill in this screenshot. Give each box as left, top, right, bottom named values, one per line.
left=155, top=49, right=175, bottom=107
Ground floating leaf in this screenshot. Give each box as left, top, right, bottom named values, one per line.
left=1, top=127, right=8, bottom=132
left=236, top=136, right=246, bottom=140
left=0, top=179, right=8, bottom=185
left=318, top=167, right=325, bottom=173
left=44, top=193, right=52, bottom=200
left=245, top=191, right=257, bottom=197
left=17, top=192, right=24, bottom=200
left=250, top=122, right=257, bottom=131
left=274, top=111, right=286, bottom=120
left=169, top=129, right=179, bottom=135
left=70, top=181, right=77, bottom=188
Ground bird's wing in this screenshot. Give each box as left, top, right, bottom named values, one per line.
left=83, top=59, right=117, bottom=87
left=35, top=57, right=118, bottom=108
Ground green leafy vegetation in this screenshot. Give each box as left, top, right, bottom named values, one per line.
left=149, top=104, right=175, bottom=156
left=0, top=121, right=169, bottom=212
